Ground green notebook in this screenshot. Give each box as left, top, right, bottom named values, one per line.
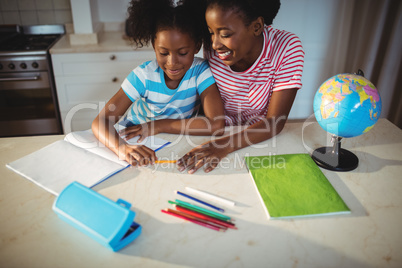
left=245, top=154, right=350, bottom=219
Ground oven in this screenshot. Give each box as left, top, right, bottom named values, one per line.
left=0, top=25, right=64, bottom=137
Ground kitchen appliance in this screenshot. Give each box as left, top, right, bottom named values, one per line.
left=0, top=24, right=65, bottom=137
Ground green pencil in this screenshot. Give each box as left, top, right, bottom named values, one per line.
left=169, top=199, right=232, bottom=222
left=169, top=200, right=231, bottom=222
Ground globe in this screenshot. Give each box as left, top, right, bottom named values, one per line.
left=313, top=73, right=382, bottom=138
left=311, top=72, right=382, bottom=171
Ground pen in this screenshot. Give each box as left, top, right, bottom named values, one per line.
left=169, top=200, right=232, bottom=222
left=174, top=205, right=237, bottom=230
left=175, top=190, right=225, bottom=212
left=185, top=187, right=236, bottom=207
left=161, top=209, right=225, bottom=232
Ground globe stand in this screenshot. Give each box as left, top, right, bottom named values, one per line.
left=311, top=135, right=358, bottom=171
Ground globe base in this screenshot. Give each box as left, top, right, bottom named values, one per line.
left=312, top=147, right=359, bottom=172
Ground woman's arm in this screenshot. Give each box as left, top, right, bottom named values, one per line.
left=92, top=88, right=157, bottom=166
left=177, top=88, right=297, bottom=173
left=119, top=83, right=225, bottom=141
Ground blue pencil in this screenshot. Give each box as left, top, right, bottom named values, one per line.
left=154, top=141, right=171, bottom=152
left=175, top=191, right=225, bottom=212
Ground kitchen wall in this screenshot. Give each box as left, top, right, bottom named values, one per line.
left=95, top=0, right=129, bottom=22
left=0, top=0, right=72, bottom=25
left=0, top=0, right=130, bottom=26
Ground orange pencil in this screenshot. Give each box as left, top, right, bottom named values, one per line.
left=155, top=160, right=177, bottom=164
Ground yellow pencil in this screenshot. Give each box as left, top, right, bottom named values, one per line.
left=155, top=160, right=177, bottom=164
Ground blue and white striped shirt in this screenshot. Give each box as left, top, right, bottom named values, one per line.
left=115, top=57, right=215, bottom=130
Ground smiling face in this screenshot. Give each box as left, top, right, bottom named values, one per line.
left=153, top=29, right=200, bottom=89
left=206, top=5, right=264, bottom=72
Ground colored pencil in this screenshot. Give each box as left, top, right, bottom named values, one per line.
left=175, top=199, right=231, bottom=221
left=174, top=205, right=237, bottom=230
left=168, top=200, right=228, bottom=222
left=155, top=160, right=177, bottom=164
left=154, top=142, right=171, bottom=152
left=175, top=190, right=225, bottom=212
left=185, top=187, right=236, bottom=207
left=161, top=209, right=225, bottom=232
left=169, top=200, right=232, bottom=222
left=166, top=208, right=228, bottom=231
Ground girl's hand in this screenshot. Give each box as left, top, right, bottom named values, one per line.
left=119, top=144, right=156, bottom=166
left=177, top=140, right=230, bottom=174
left=119, top=122, right=159, bottom=143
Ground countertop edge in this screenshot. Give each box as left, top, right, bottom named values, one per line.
left=50, top=32, right=154, bottom=54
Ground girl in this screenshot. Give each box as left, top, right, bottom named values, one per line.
left=92, top=0, right=225, bottom=166
left=178, top=0, right=305, bottom=173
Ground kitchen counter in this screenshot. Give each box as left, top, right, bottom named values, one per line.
left=1, top=119, right=402, bottom=267
left=50, top=31, right=153, bottom=54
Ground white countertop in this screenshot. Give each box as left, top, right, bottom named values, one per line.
left=50, top=31, right=153, bottom=54
left=0, top=119, right=401, bottom=267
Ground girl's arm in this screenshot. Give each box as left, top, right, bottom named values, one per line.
left=177, top=88, right=297, bottom=173
left=119, top=83, right=225, bottom=141
left=92, top=88, right=157, bottom=166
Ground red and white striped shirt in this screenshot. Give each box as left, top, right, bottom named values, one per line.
left=206, top=25, right=305, bottom=126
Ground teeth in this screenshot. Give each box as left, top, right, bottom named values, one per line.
left=219, top=51, right=231, bottom=57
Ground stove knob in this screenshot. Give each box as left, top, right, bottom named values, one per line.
left=8, top=63, right=15, bottom=70
left=32, top=62, right=39, bottom=68
left=20, top=63, right=27, bottom=69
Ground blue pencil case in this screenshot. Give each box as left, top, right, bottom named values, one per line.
left=52, top=181, right=142, bottom=251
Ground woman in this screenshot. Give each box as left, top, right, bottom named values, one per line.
left=177, top=0, right=304, bottom=173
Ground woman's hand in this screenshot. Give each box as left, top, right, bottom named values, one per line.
left=177, top=88, right=298, bottom=174
left=119, top=121, right=159, bottom=143
left=119, top=143, right=156, bottom=166
left=177, top=139, right=231, bottom=174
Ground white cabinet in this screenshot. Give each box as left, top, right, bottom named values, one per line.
left=52, top=50, right=154, bottom=133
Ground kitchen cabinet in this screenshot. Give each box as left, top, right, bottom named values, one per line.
left=52, top=50, right=154, bottom=133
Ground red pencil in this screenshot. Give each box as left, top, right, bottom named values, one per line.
left=161, top=209, right=225, bottom=232
left=174, top=205, right=237, bottom=230
left=167, top=208, right=228, bottom=231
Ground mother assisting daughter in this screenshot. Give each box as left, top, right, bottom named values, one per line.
left=178, top=0, right=305, bottom=173
left=92, top=0, right=225, bottom=166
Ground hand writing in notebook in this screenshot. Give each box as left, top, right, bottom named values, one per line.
left=117, top=143, right=157, bottom=166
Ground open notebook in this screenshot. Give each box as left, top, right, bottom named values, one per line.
left=6, top=130, right=170, bottom=195
left=245, top=154, right=350, bottom=219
